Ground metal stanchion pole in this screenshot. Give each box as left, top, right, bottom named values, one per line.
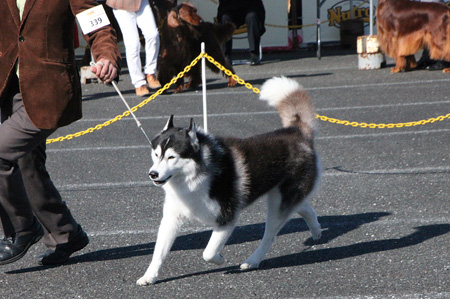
left=201, top=42, right=208, bottom=133
left=317, top=0, right=321, bottom=60
left=370, top=0, right=374, bottom=36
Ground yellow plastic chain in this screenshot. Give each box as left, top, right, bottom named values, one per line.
left=315, top=114, right=450, bottom=128
left=46, top=52, right=450, bottom=144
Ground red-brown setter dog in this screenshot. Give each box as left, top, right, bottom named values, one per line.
left=377, top=0, right=450, bottom=73
left=157, top=3, right=237, bottom=93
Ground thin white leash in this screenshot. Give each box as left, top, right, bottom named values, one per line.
left=90, top=61, right=152, bottom=145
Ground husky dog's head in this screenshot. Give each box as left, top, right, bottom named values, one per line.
left=149, top=115, right=201, bottom=186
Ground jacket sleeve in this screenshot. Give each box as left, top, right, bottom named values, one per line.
left=71, top=0, right=121, bottom=70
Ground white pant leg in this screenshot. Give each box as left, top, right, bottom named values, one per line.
left=136, top=1, right=160, bottom=76
left=112, top=8, right=146, bottom=88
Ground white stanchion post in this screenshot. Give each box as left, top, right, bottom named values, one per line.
left=201, top=42, right=208, bottom=133
left=370, top=0, right=373, bottom=36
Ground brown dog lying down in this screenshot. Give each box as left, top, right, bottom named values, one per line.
left=157, top=3, right=237, bottom=93
left=377, top=0, right=450, bottom=73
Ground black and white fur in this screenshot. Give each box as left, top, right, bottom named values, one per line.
left=137, top=76, right=322, bottom=286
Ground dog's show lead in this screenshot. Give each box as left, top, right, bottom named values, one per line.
left=91, top=60, right=152, bottom=145
left=111, top=80, right=152, bottom=145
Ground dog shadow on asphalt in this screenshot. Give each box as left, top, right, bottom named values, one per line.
left=7, top=212, right=450, bottom=279
left=146, top=222, right=450, bottom=284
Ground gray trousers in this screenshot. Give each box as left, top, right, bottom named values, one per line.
left=0, top=75, right=80, bottom=250
left=221, top=11, right=263, bottom=57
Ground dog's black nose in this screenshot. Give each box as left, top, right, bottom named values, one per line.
left=149, top=171, right=159, bottom=180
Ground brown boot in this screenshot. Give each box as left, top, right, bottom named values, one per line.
left=136, top=85, right=150, bottom=96
left=146, top=74, right=162, bottom=89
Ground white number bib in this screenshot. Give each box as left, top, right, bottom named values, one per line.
left=76, top=5, right=110, bottom=35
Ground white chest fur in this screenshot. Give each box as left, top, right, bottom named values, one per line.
left=162, top=177, right=221, bottom=226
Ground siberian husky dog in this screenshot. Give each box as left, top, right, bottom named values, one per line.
left=137, top=76, right=322, bottom=286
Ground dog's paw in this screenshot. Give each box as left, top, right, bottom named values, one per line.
left=240, top=261, right=260, bottom=271
left=136, top=276, right=157, bottom=286
left=203, top=253, right=225, bottom=265
left=228, top=77, right=237, bottom=87
left=390, top=67, right=403, bottom=73
left=173, top=85, right=184, bottom=93
left=311, top=229, right=322, bottom=241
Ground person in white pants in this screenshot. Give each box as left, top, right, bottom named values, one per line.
left=107, top=0, right=161, bottom=96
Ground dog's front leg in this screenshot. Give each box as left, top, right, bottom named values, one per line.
left=392, top=54, right=407, bottom=73
left=241, top=193, right=291, bottom=271
left=203, top=223, right=235, bottom=265
left=136, top=214, right=181, bottom=286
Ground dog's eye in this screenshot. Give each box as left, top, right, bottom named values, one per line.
left=168, top=156, right=175, bottom=160
left=154, top=153, right=159, bottom=158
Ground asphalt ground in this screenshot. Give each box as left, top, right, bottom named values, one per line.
left=0, top=49, right=449, bottom=299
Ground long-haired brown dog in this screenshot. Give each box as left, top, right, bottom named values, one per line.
left=377, top=0, right=450, bottom=73
left=157, top=3, right=237, bottom=93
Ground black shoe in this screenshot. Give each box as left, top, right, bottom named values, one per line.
left=0, top=221, right=44, bottom=265
left=416, top=49, right=433, bottom=70
left=426, top=60, right=449, bottom=71
left=38, top=230, right=89, bottom=265
left=250, top=54, right=261, bottom=66
left=416, top=58, right=434, bottom=70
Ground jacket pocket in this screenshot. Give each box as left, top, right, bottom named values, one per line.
left=45, top=12, right=74, bottom=63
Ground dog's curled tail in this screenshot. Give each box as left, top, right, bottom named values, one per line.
left=259, top=76, right=316, bottom=138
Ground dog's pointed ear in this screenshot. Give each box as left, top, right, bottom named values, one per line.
left=167, top=10, right=180, bottom=28
left=187, top=118, right=195, bottom=132
left=163, top=115, right=174, bottom=131
left=187, top=118, right=200, bottom=151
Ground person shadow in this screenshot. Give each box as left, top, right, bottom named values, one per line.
left=6, top=212, right=450, bottom=282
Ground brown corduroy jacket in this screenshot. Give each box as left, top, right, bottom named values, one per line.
left=0, top=0, right=121, bottom=129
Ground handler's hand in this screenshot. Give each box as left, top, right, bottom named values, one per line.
left=90, top=58, right=118, bottom=83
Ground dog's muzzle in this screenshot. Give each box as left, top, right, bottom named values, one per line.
left=149, top=170, right=171, bottom=186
